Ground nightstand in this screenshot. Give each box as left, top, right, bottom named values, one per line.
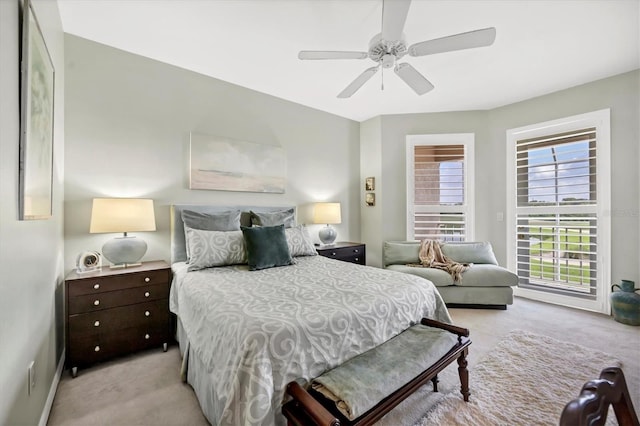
left=316, top=242, right=366, bottom=265
left=65, top=260, right=172, bottom=377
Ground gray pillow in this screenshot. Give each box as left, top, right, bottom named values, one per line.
left=441, top=242, right=498, bottom=265
left=249, top=208, right=296, bottom=228
left=285, top=225, right=317, bottom=257
left=383, top=241, right=420, bottom=266
left=181, top=209, right=241, bottom=231
left=185, top=228, right=247, bottom=271
left=241, top=225, right=294, bottom=271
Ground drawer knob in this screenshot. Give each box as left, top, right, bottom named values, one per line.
left=93, top=300, right=100, bottom=306
left=145, top=311, right=150, bottom=317
left=93, top=283, right=100, bottom=290
left=94, top=345, right=100, bottom=352
left=144, top=291, right=150, bottom=297
left=144, top=334, right=150, bottom=340
left=332, top=252, right=337, bottom=256
left=354, top=258, right=359, bottom=262
left=144, top=277, right=150, bottom=283
left=354, top=249, right=359, bottom=253
left=94, top=320, right=100, bottom=327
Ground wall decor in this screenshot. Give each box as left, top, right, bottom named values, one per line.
left=365, top=177, right=375, bottom=191
left=19, top=0, right=55, bottom=220
left=366, top=192, right=375, bottom=206
left=189, top=133, right=286, bottom=193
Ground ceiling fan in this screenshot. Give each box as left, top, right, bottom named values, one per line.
left=298, top=0, right=496, bottom=98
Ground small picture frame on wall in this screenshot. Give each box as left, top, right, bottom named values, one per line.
left=365, top=192, right=375, bottom=206
left=365, top=177, right=375, bottom=191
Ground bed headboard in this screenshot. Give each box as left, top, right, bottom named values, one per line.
left=170, top=204, right=295, bottom=264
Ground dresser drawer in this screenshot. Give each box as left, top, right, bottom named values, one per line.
left=68, top=322, right=170, bottom=366
left=68, top=299, right=168, bottom=336
left=68, top=282, right=168, bottom=314
left=67, top=269, right=169, bottom=297
left=319, top=245, right=365, bottom=265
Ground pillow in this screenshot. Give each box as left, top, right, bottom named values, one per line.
left=181, top=209, right=241, bottom=231
left=383, top=241, right=421, bottom=266
left=285, top=225, right=317, bottom=257
left=241, top=225, right=294, bottom=271
left=441, top=242, right=498, bottom=265
left=185, top=228, right=247, bottom=271
left=182, top=210, right=241, bottom=261
left=249, top=208, right=296, bottom=228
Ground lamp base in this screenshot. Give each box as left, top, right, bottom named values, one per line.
left=102, top=235, right=147, bottom=268
left=318, top=225, right=337, bottom=245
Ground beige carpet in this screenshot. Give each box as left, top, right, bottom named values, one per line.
left=47, top=298, right=639, bottom=426
left=416, top=331, right=621, bottom=425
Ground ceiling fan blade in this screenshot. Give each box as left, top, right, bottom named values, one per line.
left=298, top=51, right=368, bottom=60
left=337, top=67, right=379, bottom=98
left=394, top=63, right=434, bottom=95
left=381, top=0, right=412, bottom=41
left=408, top=27, right=497, bottom=57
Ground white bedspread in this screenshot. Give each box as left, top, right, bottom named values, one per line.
left=170, top=255, right=451, bottom=426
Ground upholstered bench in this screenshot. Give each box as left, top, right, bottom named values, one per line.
left=282, top=319, right=471, bottom=426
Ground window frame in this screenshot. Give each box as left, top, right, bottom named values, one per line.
left=406, top=133, right=475, bottom=241
left=506, top=109, right=611, bottom=314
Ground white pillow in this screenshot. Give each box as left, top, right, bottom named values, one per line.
left=185, top=228, right=247, bottom=271
left=285, top=225, right=317, bottom=257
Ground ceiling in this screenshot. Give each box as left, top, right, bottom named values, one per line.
left=57, top=0, right=639, bottom=122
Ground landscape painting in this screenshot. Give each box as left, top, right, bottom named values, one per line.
left=189, top=133, right=286, bottom=193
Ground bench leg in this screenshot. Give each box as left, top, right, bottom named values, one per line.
left=431, top=374, right=439, bottom=392
left=457, top=348, right=470, bottom=402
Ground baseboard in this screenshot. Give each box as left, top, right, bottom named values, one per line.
left=39, top=350, right=65, bottom=426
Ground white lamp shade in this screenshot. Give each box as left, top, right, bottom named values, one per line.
left=313, top=202, right=341, bottom=225
left=90, top=198, right=156, bottom=234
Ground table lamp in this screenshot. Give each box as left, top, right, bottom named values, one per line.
left=313, top=202, right=341, bottom=245
left=90, top=198, right=156, bottom=268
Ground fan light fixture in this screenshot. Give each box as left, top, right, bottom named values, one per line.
left=90, top=198, right=156, bottom=268
left=313, top=202, right=341, bottom=246
left=298, top=0, right=496, bottom=98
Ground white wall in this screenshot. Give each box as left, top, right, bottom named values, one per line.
left=0, top=0, right=65, bottom=424
left=64, top=35, right=361, bottom=272
left=360, top=117, right=383, bottom=266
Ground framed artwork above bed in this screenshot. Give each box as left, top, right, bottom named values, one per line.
left=189, top=132, right=286, bottom=193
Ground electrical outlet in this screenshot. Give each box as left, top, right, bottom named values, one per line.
left=28, top=361, right=36, bottom=395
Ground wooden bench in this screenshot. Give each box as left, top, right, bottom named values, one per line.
left=282, top=318, right=471, bottom=426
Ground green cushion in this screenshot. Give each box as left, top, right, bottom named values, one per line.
left=441, top=242, right=498, bottom=265
left=383, top=241, right=420, bottom=266
left=241, top=225, right=294, bottom=271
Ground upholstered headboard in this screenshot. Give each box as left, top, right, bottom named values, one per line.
left=170, top=204, right=295, bottom=263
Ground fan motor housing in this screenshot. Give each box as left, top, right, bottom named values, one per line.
left=368, top=33, right=408, bottom=64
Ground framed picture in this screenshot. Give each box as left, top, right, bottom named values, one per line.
left=189, top=133, right=286, bottom=193
left=19, top=0, right=55, bottom=220
left=365, top=176, right=375, bottom=191
left=366, top=192, right=375, bottom=206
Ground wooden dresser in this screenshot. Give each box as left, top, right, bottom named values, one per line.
left=316, top=242, right=366, bottom=265
left=65, top=260, right=172, bottom=377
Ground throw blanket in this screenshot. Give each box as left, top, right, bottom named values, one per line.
left=410, top=240, right=471, bottom=282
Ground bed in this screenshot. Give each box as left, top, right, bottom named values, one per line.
left=169, top=204, right=452, bottom=426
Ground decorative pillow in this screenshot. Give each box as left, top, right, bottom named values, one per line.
left=249, top=208, right=296, bottom=228
left=182, top=210, right=241, bottom=261
left=185, top=228, right=247, bottom=271
left=441, top=242, right=498, bottom=265
left=285, top=225, right=317, bottom=257
left=383, top=241, right=421, bottom=266
left=241, top=225, right=294, bottom=271
left=182, top=209, right=241, bottom=231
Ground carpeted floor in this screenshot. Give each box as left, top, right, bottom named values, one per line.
left=47, top=297, right=640, bottom=425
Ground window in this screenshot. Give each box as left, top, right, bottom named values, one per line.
left=406, top=134, right=474, bottom=241
left=506, top=110, right=611, bottom=313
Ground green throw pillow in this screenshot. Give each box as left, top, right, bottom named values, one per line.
left=241, top=225, right=294, bottom=271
